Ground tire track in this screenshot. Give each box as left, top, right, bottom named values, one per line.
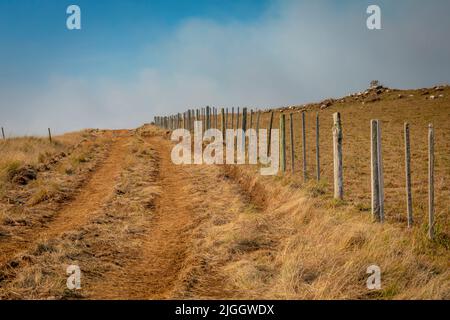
left=85, top=134, right=261, bottom=299
left=0, top=132, right=131, bottom=271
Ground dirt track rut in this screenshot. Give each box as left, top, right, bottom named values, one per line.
left=0, top=134, right=131, bottom=268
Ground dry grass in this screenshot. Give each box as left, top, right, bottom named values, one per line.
left=186, top=164, right=449, bottom=299
left=254, top=85, right=450, bottom=239
left=0, top=130, right=112, bottom=245
left=170, top=85, right=450, bottom=299
left=0, top=86, right=448, bottom=300
left=0, top=134, right=159, bottom=299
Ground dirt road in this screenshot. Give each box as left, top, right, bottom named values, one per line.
left=0, top=133, right=131, bottom=269
left=81, top=132, right=261, bottom=299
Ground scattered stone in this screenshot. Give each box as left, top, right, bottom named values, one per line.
left=11, top=165, right=37, bottom=185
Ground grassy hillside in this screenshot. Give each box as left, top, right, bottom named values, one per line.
left=255, top=85, right=449, bottom=241
left=0, top=86, right=448, bottom=300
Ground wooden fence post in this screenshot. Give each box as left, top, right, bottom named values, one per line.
left=404, top=123, right=413, bottom=227
left=242, top=107, right=247, bottom=132
left=189, top=110, right=192, bottom=131
left=1, top=127, right=5, bottom=140
left=206, top=106, right=211, bottom=130
left=250, top=109, right=253, bottom=129
left=236, top=107, right=240, bottom=129
left=215, top=108, right=219, bottom=129
left=290, top=113, right=295, bottom=173
left=242, top=107, right=248, bottom=151
left=48, top=128, right=52, bottom=143
left=225, top=108, right=229, bottom=129
left=231, top=107, right=235, bottom=130
left=221, top=108, right=225, bottom=141
left=267, top=111, right=274, bottom=156
left=256, top=111, right=261, bottom=136
left=316, top=112, right=320, bottom=181
left=428, top=124, right=435, bottom=240
left=333, top=112, right=343, bottom=200
left=280, top=113, right=286, bottom=173
left=371, top=119, right=384, bottom=222
left=302, top=111, right=307, bottom=181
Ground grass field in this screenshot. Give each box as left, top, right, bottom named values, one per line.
left=254, top=85, right=450, bottom=241
left=0, top=85, right=448, bottom=299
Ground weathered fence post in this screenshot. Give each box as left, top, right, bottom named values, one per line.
left=316, top=112, right=320, bottom=181
left=428, top=124, right=435, bottom=240
left=371, top=119, right=384, bottom=222
left=202, top=108, right=206, bottom=132
left=280, top=113, right=286, bottom=173
left=236, top=107, right=240, bottom=129
left=289, top=113, right=295, bottom=173
left=215, top=108, right=219, bottom=129
left=221, top=108, right=225, bottom=141
left=250, top=109, right=253, bottom=129
left=231, top=107, right=235, bottom=130
left=404, top=123, right=413, bottom=227
left=1, top=127, right=5, bottom=140
left=302, top=111, right=307, bottom=181
left=206, top=106, right=211, bottom=130
left=333, top=112, right=343, bottom=200
left=267, top=111, right=274, bottom=155
left=242, top=107, right=248, bottom=151
left=242, top=107, right=247, bottom=132
left=225, top=108, right=229, bottom=129
left=48, top=128, right=52, bottom=143
left=256, top=111, right=261, bottom=136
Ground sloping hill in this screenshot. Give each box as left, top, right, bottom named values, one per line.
left=0, top=86, right=448, bottom=299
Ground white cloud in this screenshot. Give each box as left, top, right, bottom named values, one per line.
left=1, top=0, right=449, bottom=135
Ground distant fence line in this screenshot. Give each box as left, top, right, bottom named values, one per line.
left=1, top=127, right=54, bottom=143
left=154, top=107, right=437, bottom=239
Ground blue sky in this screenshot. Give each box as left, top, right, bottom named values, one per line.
left=0, top=0, right=449, bottom=135
left=0, top=0, right=269, bottom=84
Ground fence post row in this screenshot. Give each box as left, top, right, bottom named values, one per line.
left=153, top=108, right=438, bottom=240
